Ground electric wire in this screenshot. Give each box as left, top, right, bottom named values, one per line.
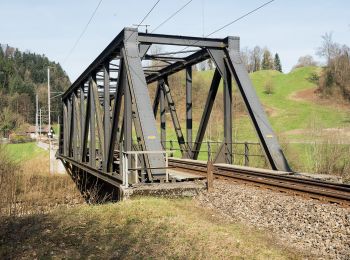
left=206, top=0, right=275, bottom=37
left=124, top=0, right=161, bottom=42
left=172, top=0, right=276, bottom=56
left=151, top=0, right=193, bottom=33
left=137, top=0, right=161, bottom=27
left=63, top=0, right=104, bottom=65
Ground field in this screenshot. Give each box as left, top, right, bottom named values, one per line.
left=0, top=197, right=299, bottom=259
left=5, top=142, right=48, bottom=162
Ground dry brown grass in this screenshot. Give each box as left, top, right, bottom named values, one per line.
left=0, top=198, right=300, bottom=259
left=0, top=145, right=83, bottom=217
left=306, top=135, right=350, bottom=181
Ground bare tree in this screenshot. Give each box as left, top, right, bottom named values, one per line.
left=250, top=46, right=262, bottom=72
left=294, top=55, right=318, bottom=68
left=240, top=47, right=253, bottom=72
left=316, top=32, right=340, bottom=63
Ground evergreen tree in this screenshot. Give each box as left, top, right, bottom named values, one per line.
left=274, top=53, right=282, bottom=72
left=0, top=44, right=71, bottom=135
left=261, top=49, right=273, bottom=70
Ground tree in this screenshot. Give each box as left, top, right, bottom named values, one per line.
left=207, top=59, right=214, bottom=70
left=240, top=47, right=253, bottom=72
left=294, top=55, right=317, bottom=68
left=250, top=46, right=262, bottom=72
left=261, top=49, right=273, bottom=70
left=316, top=32, right=340, bottom=63
left=274, top=53, right=282, bottom=72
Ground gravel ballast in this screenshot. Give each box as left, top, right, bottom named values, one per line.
left=196, top=180, right=350, bottom=259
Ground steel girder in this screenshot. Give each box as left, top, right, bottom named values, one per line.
left=59, top=27, right=291, bottom=190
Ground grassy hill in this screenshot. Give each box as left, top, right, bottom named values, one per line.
left=250, top=67, right=349, bottom=136
left=165, top=66, right=350, bottom=173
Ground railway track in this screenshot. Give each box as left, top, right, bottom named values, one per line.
left=169, top=158, right=350, bottom=206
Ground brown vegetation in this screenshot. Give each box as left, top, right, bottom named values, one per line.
left=0, top=145, right=83, bottom=217
left=0, top=198, right=298, bottom=259
left=317, top=33, right=350, bottom=102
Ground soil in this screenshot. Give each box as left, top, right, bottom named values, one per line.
left=289, top=87, right=350, bottom=110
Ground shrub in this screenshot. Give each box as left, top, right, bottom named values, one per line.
left=264, top=79, right=274, bottom=95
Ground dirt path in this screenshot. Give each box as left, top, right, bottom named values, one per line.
left=289, top=87, right=350, bottom=110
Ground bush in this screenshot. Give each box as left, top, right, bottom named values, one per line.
left=305, top=135, right=350, bottom=182
left=264, top=79, right=274, bottom=95
left=9, top=134, right=32, bottom=144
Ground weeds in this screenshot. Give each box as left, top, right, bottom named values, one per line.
left=264, top=79, right=275, bottom=94
left=306, top=136, right=350, bottom=181
left=0, top=144, right=83, bottom=217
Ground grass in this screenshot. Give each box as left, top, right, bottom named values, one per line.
left=190, top=67, right=349, bottom=141
left=163, top=67, right=350, bottom=173
left=0, top=197, right=300, bottom=259
left=4, top=142, right=48, bottom=162
left=251, top=67, right=348, bottom=132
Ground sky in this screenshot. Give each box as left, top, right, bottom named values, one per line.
left=0, top=0, right=349, bottom=82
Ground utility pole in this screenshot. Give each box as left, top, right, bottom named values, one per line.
left=39, top=108, right=42, bottom=139
left=48, top=67, right=54, bottom=174
left=35, top=94, right=38, bottom=140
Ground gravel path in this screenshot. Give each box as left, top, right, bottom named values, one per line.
left=196, top=180, right=350, bottom=259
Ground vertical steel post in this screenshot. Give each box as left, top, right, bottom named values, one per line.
left=224, top=65, right=232, bottom=164
left=72, top=93, right=77, bottom=160
left=89, top=78, right=96, bottom=167
left=63, top=101, right=68, bottom=156
left=103, top=62, right=110, bottom=172
left=186, top=66, right=192, bottom=150
left=124, top=73, right=132, bottom=166
left=67, top=97, right=73, bottom=157
left=82, top=85, right=91, bottom=163
left=80, top=86, right=85, bottom=162
left=159, top=80, right=166, bottom=149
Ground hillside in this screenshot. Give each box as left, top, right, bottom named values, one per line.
left=0, top=45, right=70, bottom=137
left=165, top=66, right=350, bottom=174
left=250, top=67, right=349, bottom=139
left=186, top=66, right=350, bottom=141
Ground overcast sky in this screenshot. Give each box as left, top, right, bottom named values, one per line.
left=0, top=0, right=349, bottom=82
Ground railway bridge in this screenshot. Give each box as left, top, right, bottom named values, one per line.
left=57, top=27, right=292, bottom=201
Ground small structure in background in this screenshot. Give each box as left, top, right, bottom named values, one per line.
left=26, top=124, right=50, bottom=140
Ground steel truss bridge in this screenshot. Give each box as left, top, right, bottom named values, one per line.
left=57, top=27, right=292, bottom=200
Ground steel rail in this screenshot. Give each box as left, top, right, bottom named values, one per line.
left=168, top=158, right=350, bottom=206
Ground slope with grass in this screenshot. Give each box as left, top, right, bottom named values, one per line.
left=164, top=67, right=350, bottom=172
left=0, top=198, right=299, bottom=259
left=184, top=67, right=348, bottom=139
left=251, top=67, right=348, bottom=135
left=4, top=142, right=48, bottom=162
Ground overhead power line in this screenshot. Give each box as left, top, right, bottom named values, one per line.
left=63, top=0, right=104, bottom=65
left=137, top=0, right=161, bottom=27
left=173, top=0, right=276, bottom=55
left=206, top=0, right=275, bottom=37
left=151, top=0, right=193, bottom=33
left=125, top=0, right=161, bottom=42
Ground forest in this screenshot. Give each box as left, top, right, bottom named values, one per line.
left=0, top=44, right=70, bottom=137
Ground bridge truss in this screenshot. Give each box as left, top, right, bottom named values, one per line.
left=57, top=27, right=291, bottom=194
